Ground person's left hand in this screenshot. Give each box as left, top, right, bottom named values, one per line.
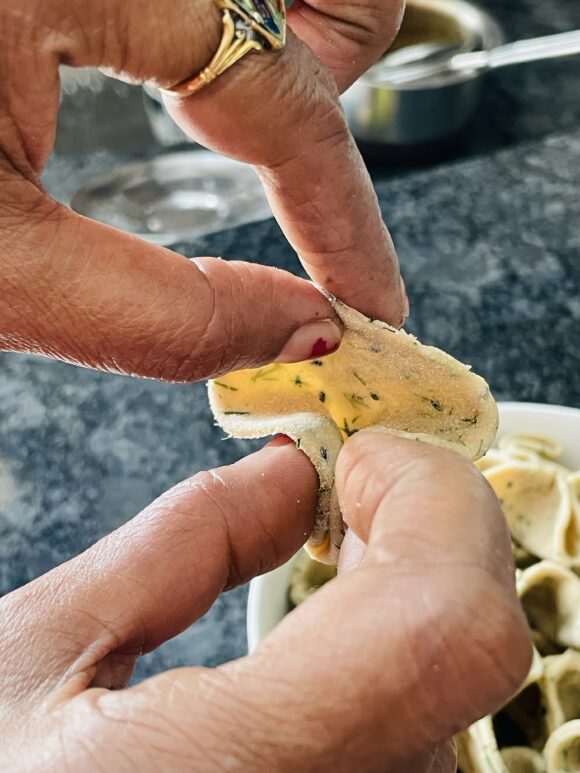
left=0, top=433, right=531, bottom=772
left=1, top=0, right=407, bottom=388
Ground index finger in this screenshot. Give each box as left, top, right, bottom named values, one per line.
left=167, top=32, right=406, bottom=325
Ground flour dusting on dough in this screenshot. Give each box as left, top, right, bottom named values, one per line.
left=209, top=299, right=498, bottom=563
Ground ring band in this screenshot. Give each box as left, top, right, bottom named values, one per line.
left=161, top=0, right=287, bottom=98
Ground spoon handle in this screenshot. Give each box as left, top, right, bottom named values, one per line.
left=451, top=29, right=580, bottom=72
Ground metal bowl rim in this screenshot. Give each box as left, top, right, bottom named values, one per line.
left=360, top=0, right=505, bottom=91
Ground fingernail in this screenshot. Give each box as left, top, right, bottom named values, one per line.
left=266, top=434, right=295, bottom=448
left=338, top=530, right=367, bottom=574
left=400, top=276, right=410, bottom=321
left=274, top=320, right=342, bottom=364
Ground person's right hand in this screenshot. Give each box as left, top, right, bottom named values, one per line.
left=234, top=433, right=533, bottom=771
left=0, top=433, right=532, bottom=772
left=1, top=0, right=407, bottom=385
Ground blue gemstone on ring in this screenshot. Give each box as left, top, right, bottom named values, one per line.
left=234, top=0, right=286, bottom=45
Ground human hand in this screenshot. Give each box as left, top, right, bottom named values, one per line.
left=0, top=434, right=531, bottom=772
left=165, top=0, right=408, bottom=322
left=0, top=0, right=406, bottom=384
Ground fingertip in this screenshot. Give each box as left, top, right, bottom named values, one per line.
left=273, top=319, right=343, bottom=364
left=336, top=429, right=414, bottom=488
left=185, top=257, right=345, bottom=377
left=335, top=430, right=406, bottom=536
left=265, top=434, right=296, bottom=447
left=335, top=429, right=476, bottom=544
left=258, top=437, right=319, bottom=491
left=240, top=441, right=318, bottom=568
left=336, top=431, right=516, bottom=590
left=337, top=529, right=366, bottom=573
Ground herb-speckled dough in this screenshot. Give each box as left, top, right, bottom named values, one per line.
left=208, top=299, right=498, bottom=564
left=478, top=436, right=580, bottom=569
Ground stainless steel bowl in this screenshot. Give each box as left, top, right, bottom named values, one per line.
left=70, top=151, right=271, bottom=245
left=341, top=0, right=504, bottom=146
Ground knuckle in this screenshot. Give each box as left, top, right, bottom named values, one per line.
left=191, top=469, right=229, bottom=500
left=188, top=470, right=246, bottom=589
left=289, top=74, right=344, bottom=142
left=339, top=0, right=406, bottom=48
left=304, top=1, right=405, bottom=86
left=120, top=260, right=223, bottom=382
left=188, top=259, right=279, bottom=377
left=376, top=0, right=407, bottom=44
left=0, top=156, right=56, bottom=226
left=257, top=37, right=346, bottom=157
left=56, top=691, right=136, bottom=769
left=141, top=346, right=206, bottom=383
left=184, top=269, right=238, bottom=378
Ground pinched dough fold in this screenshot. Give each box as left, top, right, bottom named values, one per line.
left=209, top=299, right=498, bottom=563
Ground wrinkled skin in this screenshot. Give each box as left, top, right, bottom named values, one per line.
left=0, top=1, right=531, bottom=770
left=0, top=0, right=407, bottom=382
left=0, top=434, right=531, bottom=772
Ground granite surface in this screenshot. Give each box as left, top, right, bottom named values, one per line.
left=1, top=0, right=580, bottom=683
left=3, top=131, right=580, bottom=680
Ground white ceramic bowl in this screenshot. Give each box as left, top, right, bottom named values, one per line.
left=247, top=402, right=580, bottom=652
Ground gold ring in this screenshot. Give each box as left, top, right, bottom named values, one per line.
left=161, top=0, right=287, bottom=98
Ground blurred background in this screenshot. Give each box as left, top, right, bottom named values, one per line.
left=52, top=1, right=580, bottom=195
left=2, top=0, right=580, bottom=682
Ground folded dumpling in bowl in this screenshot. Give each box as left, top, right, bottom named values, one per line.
left=518, top=562, right=580, bottom=651
left=458, top=649, right=580, bottom=773
left=479, top=439, right=580, bottom=568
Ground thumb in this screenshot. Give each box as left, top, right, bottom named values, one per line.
left=218, top=435, right=529, bottom=771
left=1, top=196, right=341, bottom=380
left=59, top=435, right=531, bottom=773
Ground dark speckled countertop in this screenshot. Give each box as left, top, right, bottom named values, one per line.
left=1, top=0, right=580, bottom=682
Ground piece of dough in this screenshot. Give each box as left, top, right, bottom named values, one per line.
left=477, top=436, right=580, bottom=568
left=485, top=464, right=573, bottom=567
left=208, top=299, right=498, bottom=563
left=543, top=720, right=580, bottom=773
left=458, top=650, right=580, bottom=773
left=517, top=561, right=580, bottom=651
left=500, top=747, right=546, bottom=773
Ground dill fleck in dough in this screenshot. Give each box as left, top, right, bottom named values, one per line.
left=208, top=299, right=498, bottom=564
